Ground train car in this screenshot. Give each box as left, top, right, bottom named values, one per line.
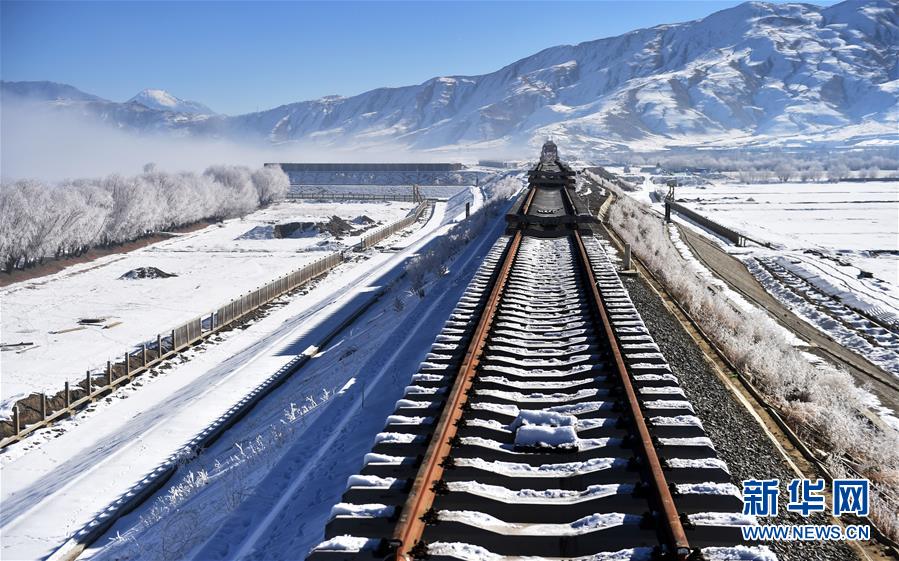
left=539, top=139, right=559, bottom=165
left=505, top=141, right=594, bottom=236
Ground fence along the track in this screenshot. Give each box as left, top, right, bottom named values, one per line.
left=359, top=203, right=428, bottom=249
left=1, top=201, right=429, bottom=448
left=287, top=193, right=418, bottom=203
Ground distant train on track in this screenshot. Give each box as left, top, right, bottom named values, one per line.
left=504, top=140, right=595, bottom=236
left=539, top=139, right=559, bottom=165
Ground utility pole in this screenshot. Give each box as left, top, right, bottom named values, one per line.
left=664, top=180, right=676, bottom=223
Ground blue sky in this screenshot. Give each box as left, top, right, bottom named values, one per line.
left=2, top=0, right=835, bottom=115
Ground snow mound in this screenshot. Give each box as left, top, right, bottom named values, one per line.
left=314, top=535, right=377, bottom=552
left=119, top=267, right=177, bottom=280
left=351, top=215, right=376, bottom=225
left=330, top=502, right=394, bottom=518
left=318, top=215, right=355, bottom=237
left=514, top=425, right=579, bottom=449
left=238, top=225, right=275, bottom=240
left=274, top=222, right=319, bottom=239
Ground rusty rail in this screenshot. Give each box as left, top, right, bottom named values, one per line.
left=392, top=188, right=535, bottom=559
left=572, top=230, right=691, bottom=560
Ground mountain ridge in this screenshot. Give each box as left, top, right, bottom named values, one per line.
left=3, top=0, right=896, bottom=155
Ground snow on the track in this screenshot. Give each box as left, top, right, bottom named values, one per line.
left=667, top=457, right=730, bottom=471
left=512, top=425, right=580, bottom=448
left=689, top=512, right=757, bottom=527
left=427, top=542, right=653, bottom=561
left=0, top=200, right=414, bottom=416
left=330, top=502, right=394, bottom=518
left=745, top=257, right=899, bottom=375
left=446, top=481, right=632, bottom=504
left=677, top=482, right=741, bottom=496
left=455, top=456, right=624, bottom=477
left=437, top=510, right=636, bottom=535
left=314, top=535, right=377, bottom=552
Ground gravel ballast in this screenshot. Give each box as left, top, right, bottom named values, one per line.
left=611, top=243, right=859, bottom=561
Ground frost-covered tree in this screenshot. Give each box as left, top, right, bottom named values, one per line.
left=828, top=162, right=850, bottom=182
left=774, top=162, right=794, bottom=183
left=800, top=163, right=824, bottom=183
left=0, top=164, right=283, bottom=272
left=251, top=167, right=289, bottom=206
left=203, top=165, right=258, bottom=217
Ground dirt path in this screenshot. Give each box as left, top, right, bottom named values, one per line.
left=677, top=224, right=899, bottom=420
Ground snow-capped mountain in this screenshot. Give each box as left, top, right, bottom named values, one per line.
left=128, top=88, right=214, bottom=115
left=3, top=0, right=896, bottom=154
left=0, top=80, right=105, bottom=103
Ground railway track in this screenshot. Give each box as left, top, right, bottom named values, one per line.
left=307, top=144, right=770, bottom=561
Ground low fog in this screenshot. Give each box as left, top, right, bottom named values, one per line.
left=0, top=98, right=529, bottom=182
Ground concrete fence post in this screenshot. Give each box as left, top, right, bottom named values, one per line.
left=142, top=344, right=147, bottom=366
left=86, top=370, right=92, bottom=396
left=157, top=334, right=162, bottom=358
left=40, top=394, right=47, bottom=421
left=171, top=329, right=177, bottom=351
left=125, top=352, right=131, bottom=378
left=13, top=406, right=19, bottom=435
left=623, top=244, right=632, bottom=271
left=107, top=361, right=113, bottom=386
left=65, top=381, right=71, bottom=408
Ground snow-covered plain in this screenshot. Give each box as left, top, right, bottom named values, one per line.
left=0, top=201, right=414, bottom=416
left=0, top=185, right=484, bottom=561
left=671, top=181, right=899, bottom=375
left=669, top=181, right=899, bottom=284
left=605, top=169, right=899, bottom=376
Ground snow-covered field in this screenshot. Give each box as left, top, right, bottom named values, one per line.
left=0, top=201, right=414, bottom=416
left=669, top=181, right=898, bottom=282
left=603, top=169, right=899, bottom=376
left=0, top=182, right=490, bottom=561
left=75, top=195, right=506, bottom=561
left=668, top=181, right=899, bottom=375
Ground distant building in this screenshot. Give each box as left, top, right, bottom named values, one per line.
left=267, top=163, right=464, bottom=172
left=478, top=160, right=513, bottom=169
left=265, top=162, right=476, bottom=186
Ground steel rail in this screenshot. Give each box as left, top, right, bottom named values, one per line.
left=391, top=187, right=536, bottom=560
left=572, top=230, right=691, bottom=560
